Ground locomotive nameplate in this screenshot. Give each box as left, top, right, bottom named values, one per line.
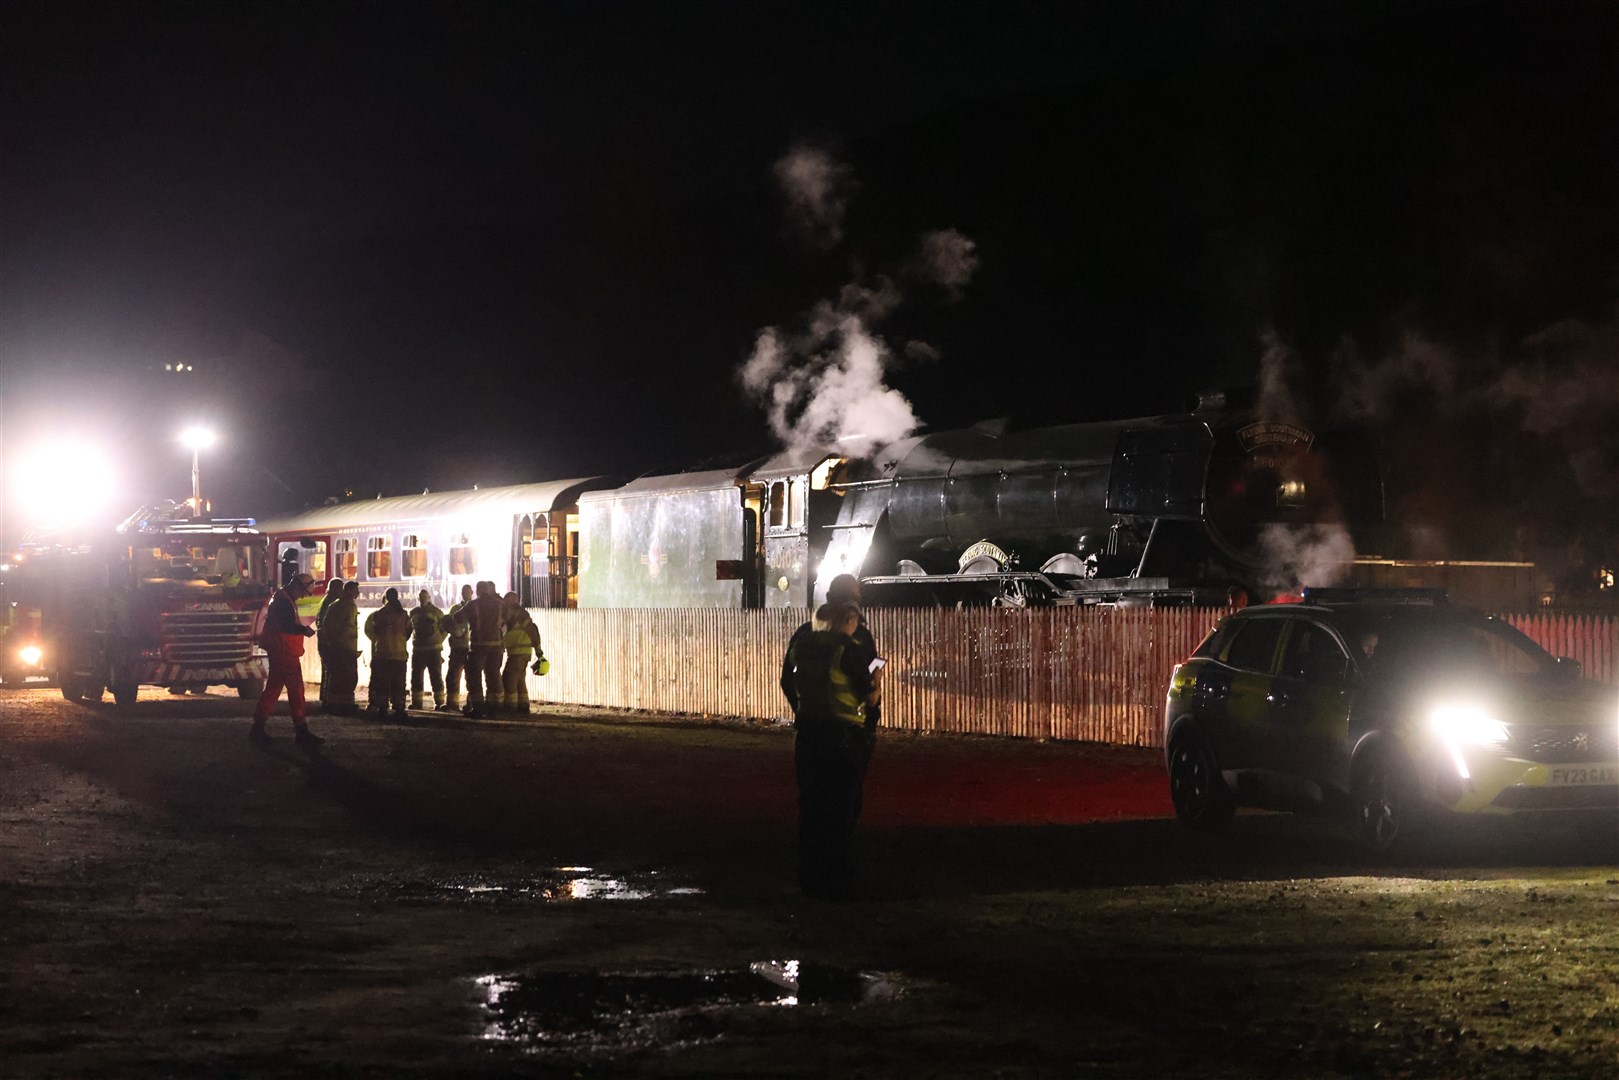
left=1237, top=422, right=1315, bottom=453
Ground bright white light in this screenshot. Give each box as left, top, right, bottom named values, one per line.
left=9, top=440, right=119, bottom=531
left=18, top=645, right=42, bottom=667
left=179, top=426, right=216, bottom=451
left=1429, top=703, right=1510, bottom=746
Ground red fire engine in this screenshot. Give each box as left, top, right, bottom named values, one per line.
left=12, top=502, right=274, bottom=707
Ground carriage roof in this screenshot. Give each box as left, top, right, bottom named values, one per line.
left=255, top=477, right=611, bottom=533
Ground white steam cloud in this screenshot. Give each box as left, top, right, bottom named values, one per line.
left=774, top=145, right=856, bottom=250
left=744, top=148, right=980, bottom=460
left=1258, top=523, right=1356, bottom=593
left=909, top=229, right=980, bottom=300
left=741, top=317, right=918, bottom=460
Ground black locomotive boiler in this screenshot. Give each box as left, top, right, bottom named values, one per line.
left=577, top=392, right=1383, bottom=609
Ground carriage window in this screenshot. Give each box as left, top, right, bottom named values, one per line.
left=769, top=481, right=786, bottom=527
left=789, top=480, right=803, bottom=527
left=401, top=534, right=427, bottom=578
left=335, top=538, right=358, bottom=579
left=449, top=533, right=476, bottom=575
left=306, top=541, right=328, bottom=581
left=366, top=535, right=392, bottom=579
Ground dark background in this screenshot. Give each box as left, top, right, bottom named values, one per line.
left=4, top=1, right=1618, bottom=583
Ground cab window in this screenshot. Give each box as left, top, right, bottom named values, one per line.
left=1279, top=622, right=1350, bottom=683
left=1223, top=619, right=1285, bottom=674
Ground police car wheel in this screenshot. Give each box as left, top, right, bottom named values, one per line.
left=1352, top=747, right=1419, bottom=854
left=1168, top=730, right=1234, bottom=829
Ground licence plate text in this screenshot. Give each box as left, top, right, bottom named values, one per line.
left=1547, top=765, right=1619, bottom=786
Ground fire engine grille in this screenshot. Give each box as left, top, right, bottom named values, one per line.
left=159, top=610, right=258, bottom=664
left=1511, top=725, right=1619, bottom=764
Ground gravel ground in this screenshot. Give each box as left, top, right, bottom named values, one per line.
left=2, top=685, right=1617, bottom=1077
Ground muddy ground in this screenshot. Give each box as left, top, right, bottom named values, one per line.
left=2, top=686, right=1618, bottom=1078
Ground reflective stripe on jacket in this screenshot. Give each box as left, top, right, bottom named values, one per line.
left=501, top=614, right=541, bottom=656
left=790, top=630, right=865, bottom=729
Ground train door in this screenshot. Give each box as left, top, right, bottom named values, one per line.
left=512, top=512, right=551, bottom=608
left=564, top=514, right=580, bottom=607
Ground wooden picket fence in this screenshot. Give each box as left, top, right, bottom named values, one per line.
left=306, top=607, right=1619, bottom=749
left=522, top=606, right=1223, bottom=748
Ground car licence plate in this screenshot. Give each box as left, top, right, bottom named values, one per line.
left=1547, top=765, right=1619, bottom=786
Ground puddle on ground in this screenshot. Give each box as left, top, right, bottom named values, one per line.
left=474, top=961, right=911, bottom=1052
left=358, top=867, right=703, bottom=906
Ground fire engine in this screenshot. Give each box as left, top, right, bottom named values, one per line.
left=11, top=502, right=274, bottom=707
left=0, top=575, right=49, bottom=685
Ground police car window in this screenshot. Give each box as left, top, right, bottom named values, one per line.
left=1224, top=619, right=1284, bottom=674
left=1280, top=622, right=1349, bottom=682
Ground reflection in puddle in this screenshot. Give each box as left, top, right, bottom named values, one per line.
left=474, top=962, right=910, bottom=1051
left=360, top=867, right=702, bottom=905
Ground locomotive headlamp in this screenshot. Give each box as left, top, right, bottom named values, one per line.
left=18, top=645, right=42, bottom=667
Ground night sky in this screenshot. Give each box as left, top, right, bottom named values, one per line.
left=4, top=1, right=1618, bottom=582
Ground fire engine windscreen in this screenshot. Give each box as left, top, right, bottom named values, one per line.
left=134, top=539, right=265, bottom=589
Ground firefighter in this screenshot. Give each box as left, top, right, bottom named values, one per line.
left=453, top=580, right=505, bottom=719
left=315, top=578, right=347, bottom=710
left=783, top=599, right=882, bottom=899
left=251, top=572, right=321, bottom=750
left=364, top=587, right=412, bottom=719
left=499, top=591, right=544, bottom=717
left=317, top=580, right=361, bottom=716
left=438, top=583, right=474, bottom=712
left=409, top=588, right=447, bottom=710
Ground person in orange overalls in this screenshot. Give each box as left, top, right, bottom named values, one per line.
left=251, top=572, right=320, bottom=751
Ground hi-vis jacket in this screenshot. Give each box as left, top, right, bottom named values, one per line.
left=501, top=611, right=542, bottom=657
left=789, top=630, right=870, bottom=729
left=410, top=602, right=447, bottom=651
left=318, top=597, right=359, bottom=654
left=365, top=601, right=412, bottom=661
left=445, top=603, right=472, bottom=653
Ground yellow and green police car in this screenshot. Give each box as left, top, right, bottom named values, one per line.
left=1164, top=589, right=1619, bottom=851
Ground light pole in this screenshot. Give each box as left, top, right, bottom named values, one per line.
left=180, top=427, right=216, bottom=518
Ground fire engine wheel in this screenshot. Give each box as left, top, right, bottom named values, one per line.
left=59, top=673, right=86, bottom=703
left=112, top=680, right=139, bottom=709
left=236, top=678, right=265, bottom=701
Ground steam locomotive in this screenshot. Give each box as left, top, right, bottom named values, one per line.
left=257, top=392, right=1382, bottom=610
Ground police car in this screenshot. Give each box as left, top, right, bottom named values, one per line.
left=1163, top=589, right=1619, bottom=851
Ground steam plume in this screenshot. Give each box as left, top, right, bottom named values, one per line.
left=1258, top=523, right=1356, bottom=593
left=774, top=145, right=856, bottom=250
left=908, top=229, right=980, bottom=300
left=744, top=149, right=980, bottom=460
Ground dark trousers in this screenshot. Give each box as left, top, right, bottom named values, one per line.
left=324, top=647, right=358, bottom=708
left=794, top=720, right=874, bottom=894
left=446, top=649, right=469, bottom=702
left=411, top=646, right=444, bottom=702
left=465, top=644, right=502, bottom=709
left=369, top=657, right=408, bottom=715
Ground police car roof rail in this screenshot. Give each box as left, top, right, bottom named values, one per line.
left=1301, top=587, right=1447, bottom=606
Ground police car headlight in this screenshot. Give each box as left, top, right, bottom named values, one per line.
left=18, top=645, right=42, bottom=667
left=1429, top=703, right=1509, bottom=745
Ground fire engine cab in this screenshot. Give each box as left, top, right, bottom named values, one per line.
left=12, top=503, right=274, bottom=707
